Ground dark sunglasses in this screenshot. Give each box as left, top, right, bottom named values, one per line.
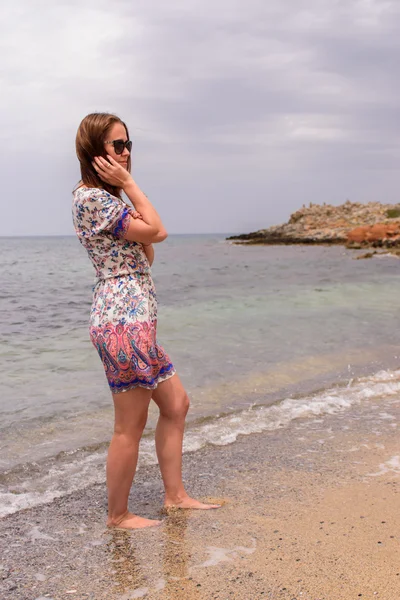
left=104, top=139, right=132, bottom=155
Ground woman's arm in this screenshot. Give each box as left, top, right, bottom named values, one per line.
left=123, top=179, right=167, bottom=243
left=142, top=243, right=154, bottom=266
left=92, top=156, right=168, bottom=245
left=129, top=209, right=154, bottom=265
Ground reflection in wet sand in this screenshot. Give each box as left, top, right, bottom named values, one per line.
left=104, top=511, right=203, bottom=599
left=162, top=509, right=202, bottom=600
left=106, top=530, right=146, bottom=597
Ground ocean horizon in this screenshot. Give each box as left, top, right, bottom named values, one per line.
left=0, top=232, right=239, bottom=239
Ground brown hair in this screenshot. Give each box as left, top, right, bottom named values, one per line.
left=75, top=112, right=131, bottom=198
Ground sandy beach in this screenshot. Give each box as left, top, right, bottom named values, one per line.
left=1, top=388, right=399, bottom=600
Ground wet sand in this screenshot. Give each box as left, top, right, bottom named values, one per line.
left=1, top=391, right=399, bottom=600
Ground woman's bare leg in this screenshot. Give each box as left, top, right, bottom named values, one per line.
left=106, top=386, right=162, bottom=529
left=152, top=374, right=220, bottom=509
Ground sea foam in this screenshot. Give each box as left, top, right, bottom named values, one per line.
left=1, top=368, right=399, bottom=518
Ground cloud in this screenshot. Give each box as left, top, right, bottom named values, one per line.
left=1, top=0, right=399, bottom=234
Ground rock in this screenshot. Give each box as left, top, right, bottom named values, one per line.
left=355, top=252, right=376, bottom=260
left=347, top=223, right=400, bottom=244
left=228, top=201, right=400, bottom=249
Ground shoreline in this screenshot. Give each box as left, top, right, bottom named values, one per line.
left=1, top=388, right=400, bottom=599
left=2, top=355, right=400, bottom=520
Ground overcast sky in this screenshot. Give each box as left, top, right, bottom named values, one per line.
left=1, top=0, right=400, bottom=235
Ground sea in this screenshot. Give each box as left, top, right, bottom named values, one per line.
left=1, top=234, right=399, bottom=518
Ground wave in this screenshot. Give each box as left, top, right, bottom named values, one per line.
left=1, top=368, right=400, bottom=518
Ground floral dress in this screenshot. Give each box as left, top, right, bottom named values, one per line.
left=72, top=186, right=175, bottom=394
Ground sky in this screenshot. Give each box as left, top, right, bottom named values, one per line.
left=1, top=0, right=400, bottom=235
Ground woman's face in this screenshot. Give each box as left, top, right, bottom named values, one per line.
left=103, top=122, right=131, bottom=170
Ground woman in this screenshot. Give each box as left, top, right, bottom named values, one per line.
left=72, top=113, right=220, bottom=529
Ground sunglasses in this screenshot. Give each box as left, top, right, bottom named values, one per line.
left=104, top=139, right=132, bottom=155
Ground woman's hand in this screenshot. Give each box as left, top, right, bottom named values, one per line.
left=92, top=155, right=133, bottom=188
left=129, top=209, right=143, bottom=220
left=142, top=242, right=154, bottom=266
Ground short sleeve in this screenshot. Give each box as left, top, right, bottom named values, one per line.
left=74, top=189, right=130, bottom=239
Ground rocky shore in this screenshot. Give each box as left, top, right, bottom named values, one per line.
left=227, top=201, right=400, bottom=251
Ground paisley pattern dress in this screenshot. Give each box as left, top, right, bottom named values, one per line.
left=72, top=186, right=175, bottom=394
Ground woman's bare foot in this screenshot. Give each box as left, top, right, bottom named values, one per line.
left=164, top=495, right=221, bottom=510
left=107, top=511, right=163, bottom=530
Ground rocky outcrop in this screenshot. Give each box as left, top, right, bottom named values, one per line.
left=355, top=249, right=400, bottom=260
left=347, top=223, right=400, bottom=246
left=227, top=201, right=400, bottom=249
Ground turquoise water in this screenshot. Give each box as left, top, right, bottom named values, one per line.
left=0, top=235, right=399, bottom=515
